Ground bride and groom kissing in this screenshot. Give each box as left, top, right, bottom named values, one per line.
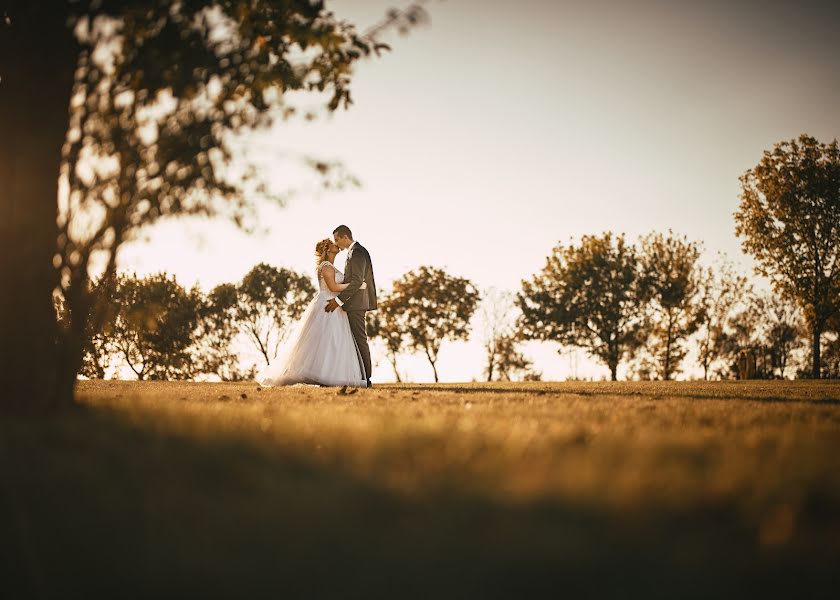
left=258, top=225, right=377, bottom=389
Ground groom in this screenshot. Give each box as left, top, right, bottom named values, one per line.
left=325, top=225, right=377, bottom=387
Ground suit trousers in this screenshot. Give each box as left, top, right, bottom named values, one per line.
left=347, top=310, right=371, bottom=382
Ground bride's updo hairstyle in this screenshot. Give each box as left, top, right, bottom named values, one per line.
left=315, top=238, right=333, bottom=270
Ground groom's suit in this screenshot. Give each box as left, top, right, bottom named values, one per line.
left=335, top=241, right=377, bottom=382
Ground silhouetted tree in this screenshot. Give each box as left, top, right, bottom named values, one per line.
left=386, top=267, right=479, bottom=382
left=720, top=288, right=765, bottom=379
left=735, top=135, right=840, bottom=378
left=519, top=233, right=646, bottom=381
left=55, top=294, right=110, bottom=379
left=760, top=291, right=804, bottom=379
left=76, top=278, right=120, bottom=379
left=695, top=258, right=749, bottom=380
left=637, top=231, right=703, bottom=380
left=1, top=5, right=78, bottom=413
left=193, top=283, right=253, bottom=381
left=234, top=264, right=314, bottom=366
left=0, top=1, right=424, bottom=413
left=105, top=273, right=203, bottom=380
left=368, top=292, right=407, bottom=382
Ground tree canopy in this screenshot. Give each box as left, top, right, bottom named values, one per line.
left=383, top=266, right=479, bottom=382
left=735, top=134, right=840, bottom=377
left=636, top=230, right=703, bottom=381
left=519, top=233, right=645, bottom=381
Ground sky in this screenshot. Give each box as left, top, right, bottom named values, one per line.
left=115, top=0, right=840, bottom=382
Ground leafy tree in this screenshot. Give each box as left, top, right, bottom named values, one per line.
left=106, top=273, right=203, bottom=380
left=367, top=292, right=407, bottom=382
left=193, top=283, right=253, bottom=381
left=637, top=231, right=703, bottom=380
left=234, top=263, right=315, bottom=366
left=715, top=288, right=803, bottom=380
left=0, top=1, right=424, bottom=413
left=695, top=258, right=749, bottom=380
left=480, top=288, right=536, bottom=382
left=56, top=293, right=109, bottom=380
left=720, top=288, right=765, bottom=379
left=760, top=291, right=804, bottom=379
left=735, top=135, right=840, bottom=378
left=519, top=233, right=645, bottom=381
left=387, top=267, right=479, bottom=382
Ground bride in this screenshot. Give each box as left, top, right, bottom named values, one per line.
left=257, top=239, right=366, bottom=387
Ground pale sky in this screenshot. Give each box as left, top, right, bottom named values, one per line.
left=116, top=0, right=840, bottom=382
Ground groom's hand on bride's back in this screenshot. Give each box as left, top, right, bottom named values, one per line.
left=325, top=299, right=340, bottom=313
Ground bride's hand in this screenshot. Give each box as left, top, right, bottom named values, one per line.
left=360, top=282, right=367, bottom=290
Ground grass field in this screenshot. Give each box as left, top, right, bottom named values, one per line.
left=2, top=380, right=840, bottom=598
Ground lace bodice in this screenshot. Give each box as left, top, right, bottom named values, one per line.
left=317, top=261, right=343, bottom=294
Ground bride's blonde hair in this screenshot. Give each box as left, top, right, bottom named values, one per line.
left=314, top=238, right=333, bottom=271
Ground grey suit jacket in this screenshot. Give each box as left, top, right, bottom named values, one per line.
left=338, top=242, right=377, bottom=311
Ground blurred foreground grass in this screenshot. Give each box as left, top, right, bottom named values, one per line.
left=2, top=380, right=840, bottom=598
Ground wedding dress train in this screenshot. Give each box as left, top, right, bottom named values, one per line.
left=257, top=261, right=366, bottom=387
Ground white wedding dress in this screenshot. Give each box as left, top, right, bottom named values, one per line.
left=257, top=261, right=366, bottom=387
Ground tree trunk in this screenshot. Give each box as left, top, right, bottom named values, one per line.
left=812, top=324, right=822, bottom=379
left=609, top=362, right=617, bottom=381
left=423, top=347, right=439, bottom=383
left=0, top=5, right=78, bottom=414
left=389, top=355, right=401, bottom=383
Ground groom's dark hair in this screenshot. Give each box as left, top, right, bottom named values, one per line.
left=333, top=225, right=353, bottom=240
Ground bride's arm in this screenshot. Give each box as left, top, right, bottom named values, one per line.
left=321, top=265, right=350, bottom=293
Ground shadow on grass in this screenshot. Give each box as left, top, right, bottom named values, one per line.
left=1, top=404, right=836, bottom=599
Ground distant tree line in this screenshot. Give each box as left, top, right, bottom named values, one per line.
left=62, top=245, right=838, bottom=383
left=518, top=231, right=833, bottom=380
left=56, top=264, right=316, bottom=381
left=61, top=262, right=545, bottom=383
left=50, top=134, right=840, bottom=384
left=520, top=134, right=840, bottom=380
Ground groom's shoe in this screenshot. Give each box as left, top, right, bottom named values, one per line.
left=366, top=379, right=373, bottom=388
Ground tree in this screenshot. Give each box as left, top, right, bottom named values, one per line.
left=1, top=5, right=78, bottom=413
left=519, top=233, right=646, bottom=381
left=735, top=134, right=840, bottom=378
left=386, top=267, right=479, bottom=382
left=0, top=1, right=425, bottom=413
left=715, top=288, right=803, bottom=380
left=192, top=283, right=254, bottom=381
left=637, top=231, right=703, bottom=380
left=760, top=291, right=804, bottom=379
left=77, top=278, right=120, bottom=380
left=106, top=273, right=203, bottom=380
left=695, top=258, right=749, bottom=380
left=367, top=292, right=407, bottom=382
left=480, top=289, right=537, bottom=382
left=720, top=288, right=765, bottom=379
left=489, top=332, right=539, bottom=382
left=234, top=264, right=315, bottom=366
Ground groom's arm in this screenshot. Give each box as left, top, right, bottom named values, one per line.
left=335, top=250, right=367, bottom=306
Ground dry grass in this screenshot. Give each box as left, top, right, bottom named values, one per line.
left=2, top=380, right=839, bottom=598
